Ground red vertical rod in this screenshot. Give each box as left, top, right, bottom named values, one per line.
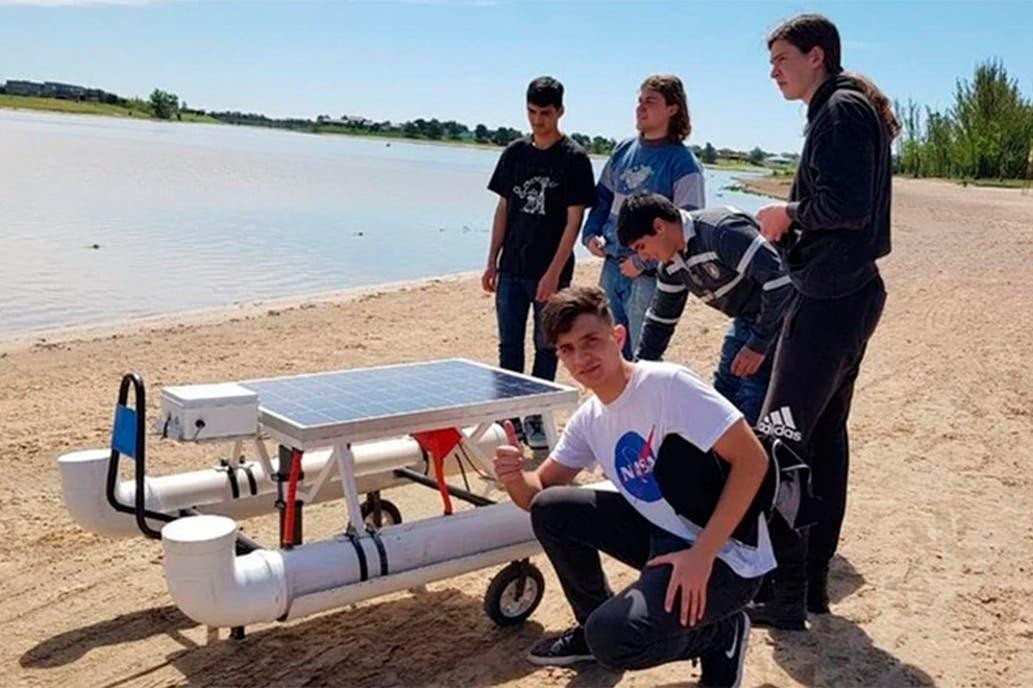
left=283, top=448, right=302, bottom=546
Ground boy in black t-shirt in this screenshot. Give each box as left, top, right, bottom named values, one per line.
left=482, top=76, right=596, bottom=449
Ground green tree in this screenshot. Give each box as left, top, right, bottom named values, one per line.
left=492, top=126, right=522, bottom=146
left=590, top=136, right=616, bottom=155
left=701, top=142, right=717, bottom=164
left=570, top=132, right=591, bottom=149
left=474, top=124, right=490, bottom=142
left=149, top=89, right=179, bottom=120
left=951, top=60, right=1033, bottom=179
left=895, top=98, right=925, bottom=177
left=442, top=120, right=468, bottom=139
left=748, top=146, right=767, bottom=165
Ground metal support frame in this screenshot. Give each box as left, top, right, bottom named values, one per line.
left=333, top=443, right=366, bottom=535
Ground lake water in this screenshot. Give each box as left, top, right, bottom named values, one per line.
left=0, top=109, right=774, bottom=338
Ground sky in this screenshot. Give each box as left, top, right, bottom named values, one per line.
left=1, top=0, right=1031, bottom=153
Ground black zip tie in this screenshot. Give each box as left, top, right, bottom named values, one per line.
left=346, top=528, right=368, bottom=582
left=365, top=524, right=389, bottom=576
left=240, top=462, right=258, bottom=496
left=218, top=458, right=240, bottom=499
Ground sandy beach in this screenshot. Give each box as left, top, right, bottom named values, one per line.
left=3, top=178, right=1032, bottom=687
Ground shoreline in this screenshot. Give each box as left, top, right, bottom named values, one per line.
left=1, top=103, right=777, bottom=168
left=0, top=269, right=495, bottom=355
left=734, top=173, right=792, bottom=200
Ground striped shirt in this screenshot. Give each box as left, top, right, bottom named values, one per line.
left=637, top=208, right=792, bottom=360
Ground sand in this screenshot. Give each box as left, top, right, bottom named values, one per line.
left=3, top=178, right=1032, bottom=687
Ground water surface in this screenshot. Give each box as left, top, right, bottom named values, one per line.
left=0, top=109, right=774, bottom=337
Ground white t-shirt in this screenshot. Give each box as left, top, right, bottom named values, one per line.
left=552, top=361, right=776, bottom=579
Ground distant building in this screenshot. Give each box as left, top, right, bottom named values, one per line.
left=717, top=147, right=750, bottom=162
left=5, top=80, right=45, bottom=97
left=767, top=155, right=793, bottom=166
left=43, top=82, right=86, bottom=100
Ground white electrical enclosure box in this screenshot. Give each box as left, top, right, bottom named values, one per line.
left=158, top=383, right=259, bottom=442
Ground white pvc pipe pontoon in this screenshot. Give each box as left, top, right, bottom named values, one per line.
left=162, top=503, right=541, bottom=628
left=58, top=425, right=506, bottom=538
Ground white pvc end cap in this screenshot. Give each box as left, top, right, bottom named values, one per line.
left=163, top=514, right=237, bottom=545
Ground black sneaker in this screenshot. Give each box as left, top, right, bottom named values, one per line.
left=527, top=626, right=594, bottom=666
left=746, top=601, right=807, bottom=631
left=699, top=611, right=750, bottom=688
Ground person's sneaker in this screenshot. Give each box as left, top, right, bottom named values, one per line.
left=746, top=601, right=807, bottom=631
left=699, top=611, right=750, bottom=688
left=526, top=626, right=594, bottom=666
left=523, top=415, right=550, bottom=452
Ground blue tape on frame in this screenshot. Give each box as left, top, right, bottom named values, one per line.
left=112, top=404, right=138, bottom=458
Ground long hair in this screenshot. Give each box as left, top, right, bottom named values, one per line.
left=640, top=74, right=691, bottom=142
left=768, top=14, right=900, bottom=139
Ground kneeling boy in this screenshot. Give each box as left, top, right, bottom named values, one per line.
left=493, top=286, right=772, bottom=688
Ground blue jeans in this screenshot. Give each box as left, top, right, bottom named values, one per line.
left=495, top=272, right=566, bottom=380
left=599, top=257, right=656, bottom=360
left=713, top=318, right=773, bottom=425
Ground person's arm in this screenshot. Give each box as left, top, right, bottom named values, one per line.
left=672, top=168, right=706, bottom=211
left=493, top=420, right=581, bottom=510
left=582, top=158, right=614, bottom=257
left=712, top=217, right=791, bottom=376
left=647, top=419, right=767, bottom=626
left=728, top=230, right=792, bottom=357
left=482, top=197, right=508, bottom=293
left=536, top=204, right=586, bottom=302
left=636, top=267, right=689, bottom=361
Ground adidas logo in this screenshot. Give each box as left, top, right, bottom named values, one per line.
left=757, top=406, right=803, bottom=442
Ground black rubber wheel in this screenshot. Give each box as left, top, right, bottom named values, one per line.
left=484, top=561, right=545, bottom=626
left=360, top=498, right=402, bottom=529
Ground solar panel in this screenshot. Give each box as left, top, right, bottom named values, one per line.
left=241, top=358, right=577, bottom=447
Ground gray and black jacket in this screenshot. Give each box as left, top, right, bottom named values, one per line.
left=636, top=207, right=792, bottom=360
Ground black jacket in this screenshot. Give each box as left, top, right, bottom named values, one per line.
left=783, top=75, right=893, bottom=298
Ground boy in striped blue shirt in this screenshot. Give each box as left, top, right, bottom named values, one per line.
left=582, top=75, right=705, bottom=359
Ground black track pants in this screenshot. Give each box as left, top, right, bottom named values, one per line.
left=530, top=487, right=761, bottom=669
left=758, top=273, right=886, bottom=574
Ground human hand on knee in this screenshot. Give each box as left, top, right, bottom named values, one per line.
left=647, top=547, right=715, bottom=627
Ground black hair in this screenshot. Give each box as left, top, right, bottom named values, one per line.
left=617, top=192, right=680, bottom=247
left=527, top=76, right=564, bottom=109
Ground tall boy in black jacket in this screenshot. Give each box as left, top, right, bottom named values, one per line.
left=752, top=14, right=899, bottom=628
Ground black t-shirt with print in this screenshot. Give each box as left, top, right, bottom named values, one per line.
left=488, top=135, right=596, bottom=281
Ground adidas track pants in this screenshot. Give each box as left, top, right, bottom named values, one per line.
left=758, top=273, right=886, bottom=575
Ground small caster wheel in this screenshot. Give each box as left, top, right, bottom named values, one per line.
left=360, top=497, right=402, bottom=529
left=484, top=560, right=544, bottom=626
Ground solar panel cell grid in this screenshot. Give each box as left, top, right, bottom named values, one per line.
left=242, top=360, right=565, bottom=430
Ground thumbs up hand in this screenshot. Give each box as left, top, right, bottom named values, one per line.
left=493, top=420, right=525, bottom=487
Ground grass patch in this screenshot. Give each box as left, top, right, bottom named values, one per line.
left=0, top=94, right=220, bottom=123
left=960, top=177, right=1032, bottom=189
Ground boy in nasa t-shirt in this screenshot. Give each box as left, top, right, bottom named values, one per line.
left=492, top=286, right=772, bottom=688
left=553, top=361, right=776, bottom=580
